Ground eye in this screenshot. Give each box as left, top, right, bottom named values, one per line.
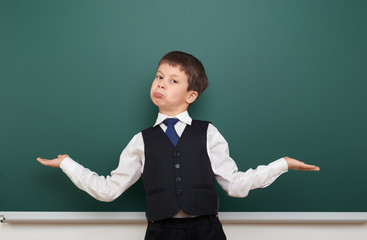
left=156, top=75, right=163, bottom=79
left=170, top=79, right=177, bottom=83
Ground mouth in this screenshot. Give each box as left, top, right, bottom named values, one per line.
left=154, top=92, right=163, bottom=98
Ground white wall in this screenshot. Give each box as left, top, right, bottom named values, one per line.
left=1, top=222, right=367, bottom=240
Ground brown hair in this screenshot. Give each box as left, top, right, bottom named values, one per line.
left=158, top=51, right=208, bottom=96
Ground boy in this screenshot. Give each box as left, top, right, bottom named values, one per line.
left=37, top=51, right=320, bottom=240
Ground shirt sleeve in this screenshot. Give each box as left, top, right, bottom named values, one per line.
left=207, top=123, right=288, bottom=198
left=60, top=132, right=144, bottom=202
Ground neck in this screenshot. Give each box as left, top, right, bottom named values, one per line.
left=159, top=108, right=188, bottom=117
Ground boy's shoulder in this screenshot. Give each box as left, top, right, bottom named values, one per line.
left=192, top=119, right=212, bottom=126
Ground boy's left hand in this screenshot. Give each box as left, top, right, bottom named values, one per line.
left=284, top=157, right=320, bottom=171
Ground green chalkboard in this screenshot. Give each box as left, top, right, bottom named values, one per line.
left=1, top=0, right=366, bottom=212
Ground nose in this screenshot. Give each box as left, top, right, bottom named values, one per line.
left=158, top=79, right=165, bottom=89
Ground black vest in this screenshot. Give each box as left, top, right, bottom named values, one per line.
left=141, top=120, right=219, bottom=222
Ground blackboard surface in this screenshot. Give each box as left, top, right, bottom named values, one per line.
left=1, top=0, right=366, bottom=212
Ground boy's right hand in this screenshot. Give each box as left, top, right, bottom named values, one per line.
left=37, top=154, right=69, bottom=168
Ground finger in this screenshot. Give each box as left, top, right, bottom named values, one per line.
left=311, top=166, right=320, bottom=171
left=37, top=157, right=58, bottom=167
left=302, top=165, right=320, bottom=171
left=36, top=157, right=51, bottom=165
left=37, top=157, right=48, bottom=162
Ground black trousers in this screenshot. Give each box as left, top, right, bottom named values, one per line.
left=145, top=215, right=227, bottom=240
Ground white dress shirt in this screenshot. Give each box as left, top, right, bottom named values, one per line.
left=60, top=111, right=288, bottom=207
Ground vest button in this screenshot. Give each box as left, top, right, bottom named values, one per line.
left=177, top=189, right=183, bottom=195
left=174, top=152, right=180, bottom=157
left=175, top=164, right=180, bottom=169
left=176, top=177, right=181, bottom=182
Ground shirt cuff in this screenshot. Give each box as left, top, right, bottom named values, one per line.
left=271, top=158, right=289, bottom=173
left=59, top=156, right=79, bottom=174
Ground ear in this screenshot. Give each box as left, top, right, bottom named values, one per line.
left=186, top=90, right=199, bottom=104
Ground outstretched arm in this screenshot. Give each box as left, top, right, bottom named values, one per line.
left=36, top=133, right=144, bottom=202
left=207, top=124, right=320, bottom=198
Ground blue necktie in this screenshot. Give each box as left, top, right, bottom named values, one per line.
left=163, top=118, right=179, bottom=147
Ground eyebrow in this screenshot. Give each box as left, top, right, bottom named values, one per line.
left=157, top=70, right=180, bottom=78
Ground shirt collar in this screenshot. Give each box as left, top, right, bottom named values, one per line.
left=153, top=111, right=192, bottom=127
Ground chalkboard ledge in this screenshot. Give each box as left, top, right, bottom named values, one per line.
left=1, top=212, right=367, bottom=223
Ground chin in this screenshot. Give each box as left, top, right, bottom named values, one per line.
left=151, top=98, right=163, bottom=108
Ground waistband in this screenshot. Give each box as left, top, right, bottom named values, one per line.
left=149, top=215, right=219, bottom=227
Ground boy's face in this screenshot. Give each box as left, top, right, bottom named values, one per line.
left=150, top=63, right=198, bottom=116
